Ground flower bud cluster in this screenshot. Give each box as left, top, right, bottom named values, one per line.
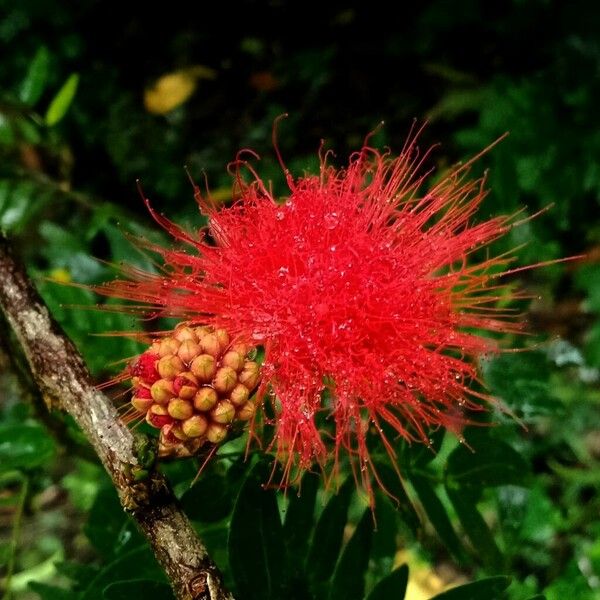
left=129, top=324, right=260, bottom=457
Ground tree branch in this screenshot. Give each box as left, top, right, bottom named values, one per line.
left=0, top=236, right=234, bottom=600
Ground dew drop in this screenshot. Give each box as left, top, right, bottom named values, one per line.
left=276, top=210, right=285, bottom=221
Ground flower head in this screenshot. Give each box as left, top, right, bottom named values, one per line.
left=97, top=132, right=527, bottom=494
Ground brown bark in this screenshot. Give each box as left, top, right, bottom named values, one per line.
left=0, top=236, right=234, bottom=600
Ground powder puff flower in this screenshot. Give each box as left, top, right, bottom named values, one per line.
left=95, top=130, right=532, bottom=494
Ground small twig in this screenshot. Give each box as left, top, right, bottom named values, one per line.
left=0, top=236, right=234, bottom=600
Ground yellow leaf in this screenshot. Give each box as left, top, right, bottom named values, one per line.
left=144, top=66, right=217, bottom=115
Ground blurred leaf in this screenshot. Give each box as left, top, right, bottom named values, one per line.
left=366, top=564, right=409, bottom=600
left=45, top=73, right=79, bottom=126
left=306, top=477, right=354, bottom=583
left=283, top=471, right=319, bottom=564
left=428, top=576, right=512, bottom=599
left=0, top=423, right=55, bottom=472
left=410, top=474, right=465, bottom=562
left=20, top=46, right=51, bottom=105
left=445, top=433, right=529, bottom=492
left=28, top=582, right=78, bottom=600
left=445, top=487, right=504, bottom=570
left=103, top=580, right=174, bottom=599
left=180, top=469, right=232, bottom=522
left=81, top=546, right=165, bottom=600
left=0, top=112, right=15, bottom=145
left=0, top=542, right=10, bottom=567
left=327, top=509, right=373, bottom=600
left=55, top=560, right=100, bottom=588
left=228, top=461, right=287, bottom=600
left=374, top=463, right=419, bottom=535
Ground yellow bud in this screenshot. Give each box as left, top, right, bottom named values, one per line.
left=190, top=354, right=217, bottom=382
left=157, top=355, right=184, bottom=379
left=159, top=337, right=180, bottom=357
left=230, top=342, right=249, bottom=357
left=211, top=399, right=235, bottom=424
left=229, top=383, right=249, bottom=406
left=213, top=366, right=237, bottom=394
left=173, top=325, right=198, bottom=343
left=182, top=415, right=208, bottom=438
left=207, top=423, right=228, bottom=444
left=151, top=379, right=175, bottom=404
left=215, top=328, right=230, bottom=350
left=168, top=398, right=194, bottom=420
left=170, top=423, right=189, bottom=441
left=200, top=333, right=221, bottom=357
left=131, top=396, right=153, bottom=413
left=194, top=386, right=218, bottom=411
left=236, top=400, right=256, bottom=421
left=221, top=350, right=244, bottom=372
left=177, top=339, right=201, bottom=363
left=239, top=361, right=260, bottom=390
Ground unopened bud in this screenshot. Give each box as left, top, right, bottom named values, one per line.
left=213, top=366, right=237, bottom=394
left=190, top=354, right=217, bottom=382
left=230, top=342, right=249, bottom=357
left=207, top=423, right=228, bottom=444
left=236, top=400, right=256, bottom=421
left=211, top=399, right=235, bottom=424
left=159, top=337, right=180, bottom=357
left=173, top=325, right=198, bottom=343
left=239, top=361, right=260, bottom=390
left=151, top=379, right=175, bottom=404
left=173, top=372, right=198, bottom=400
left=177, top=339, right=201, bottom=363
left=194, top=386, right=218, bottom=411
left=158, top=355, right=184, bottom=379
left=222, top=350, right=244, bottom=372
left=214, top=328, right=230, bottom=350
left=146, top=404, right=173, bottom=428
left=200, top=333, right=221, bottom=357
left=229, top=383, right=249, bottom=406
left=131, top=352, right=160, bottom=383
left=131, top=396, right=153, bottom=413
left=182, top=415, right=208, bottom=438
left=194, top=326, right=211, bottom=339
left=168, top=398, right=194, bottom=420
left=169, top=423, right=189, bottom=441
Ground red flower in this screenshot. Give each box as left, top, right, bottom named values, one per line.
left=96, top=132, right=529, bottom=494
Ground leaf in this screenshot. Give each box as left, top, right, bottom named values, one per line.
left=180, top=470, right=232, bottom=522
left=410, top=474, right=465, bottom=562
left=81, top=546, right=165, bottom=600
left=445, top=432, right=529, bottom=491
left=374, top=463, right=419, bottom=535
left=306, top=477, right=354, bottom=583
left=366, top=564, right=409, bottom=600
left=283, top=471, right=319, bottom=564
left=428, top=575, right=512, bottom=599
left=103, top=580, right=174, bottom=599
left=445, top=487, right=504, bottom=571
left=0, top=423, right=55, bottom=472
left=84, top=486, right=144, bottom=559
left=45, top=73, right=80, bottom=126
left=327, top=509, right=373, bottom=600
left=28, top=582, right=78, bottom=600
left=20, top=46, right=51, bottom=105
left=228, top=461, right=287, bottom=600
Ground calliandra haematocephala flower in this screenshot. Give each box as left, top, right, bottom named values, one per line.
left=94, top=130, right=547, bottom=497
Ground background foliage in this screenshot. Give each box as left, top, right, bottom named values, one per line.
left=0, top=1, right=599, bottom=599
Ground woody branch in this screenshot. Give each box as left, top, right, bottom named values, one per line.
left=0, top=235, right=233, bottom=600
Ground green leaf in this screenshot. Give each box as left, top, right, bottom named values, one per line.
left=445, top=487, right=504, bottom=570
left=45, top=73, right=80, bottom=126
left=306, top=477, right=354, bottom=583
left=228, top=461, right=287, bottom=600
left=428, top=575, right=512, bottom=599
left=410, top=474, right=464, bottom=562
left=283, top=471, right=319, bottom=564
left=103, top=580, right=174, bottom=599
left=366, top=564, right=409, bottom=600
left=28, top=582, right=78, bottom=600
left=20, top=46, right=51, bottom=105
left=0, top=423, right=55, bottom=472
left=180, top=470, right=232, bottom=522
left=81, top=546, right=165, bottom=600
left=374, top=463, right=419, bottom=535
left=445, top=432, right=529, bottom=491
left=327, top=509, right=373, bottom=600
